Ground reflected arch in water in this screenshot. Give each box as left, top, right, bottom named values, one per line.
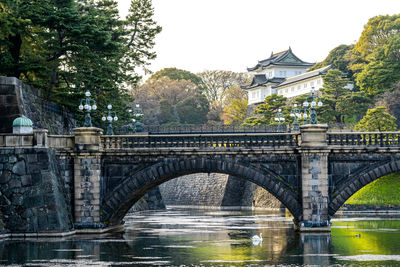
left=101, top=157, right=301, bottom=226
left=329, top=159, right=400, bottom=217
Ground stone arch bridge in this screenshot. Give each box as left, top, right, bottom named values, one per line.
left=1, top=125, right=400, bottom=233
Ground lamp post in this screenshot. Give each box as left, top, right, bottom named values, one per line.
left=290, top=103, right=301, bottom=131
left=302, top=87, right=323, bottom=124
left=133, top=103, right=144, bottom=132
left=274, top=108, right=285, bottom=132
left=101, top=104, right=118, bottom=135
left=78, top=91, right=97, bottom=127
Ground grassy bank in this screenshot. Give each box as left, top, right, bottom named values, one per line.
left=345, top=172, right=400, bottom=206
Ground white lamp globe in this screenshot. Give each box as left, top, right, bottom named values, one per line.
left=107, top=116, right=112, bottom=121
left=311, top=101, right=316, bottom=107
left=304, top=113, right=308, bottom=119
left=318, top=100, right=323, bottom=107
left=84, top=104, right=89, bottom=110
left=303, top=101, right=309, bottom=107
left=79, top=104, right=84, bottom=110
left=102, top=116, right=106, bottom=121
left=114, top=116, right=118, bottom=121
left=107, top=104, right=112, bottom=110
left=85, top=91, right=91, bottom=97
left=92, top=104, right=97, bottom=110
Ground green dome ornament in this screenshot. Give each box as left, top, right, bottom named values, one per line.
left=12, top=115, right=33, bottom=134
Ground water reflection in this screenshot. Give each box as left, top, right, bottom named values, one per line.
left=0, top=208, right=399, bottom=266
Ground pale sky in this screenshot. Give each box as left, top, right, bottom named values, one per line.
left=117, top=0, right=399, bottom=75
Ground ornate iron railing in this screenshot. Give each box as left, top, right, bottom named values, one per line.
left=101, top=133, right=300, bottom=150
left=114, top=124, right=292, bottom=134
left=327, top=132, right=400, bottom=147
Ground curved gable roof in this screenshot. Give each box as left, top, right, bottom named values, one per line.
left=247, top=48, right=314, bottom=71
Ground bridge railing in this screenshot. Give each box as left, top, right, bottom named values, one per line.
left=48, top=135, right=74, bottom=149
left=101, top=133, right=300, bottom=150
left=327, top=132, right=400, bottom=147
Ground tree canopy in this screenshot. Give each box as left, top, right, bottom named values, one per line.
left=244, top=94, right=287, bottom=125
left=354, top=107, right=397, bottom=131
left=0, top=0, right=161, bottom=127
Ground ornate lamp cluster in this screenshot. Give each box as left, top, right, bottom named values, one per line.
left=78, top=91, right=97, bottom=127
left=274, top=108, right=285, bottom=132
left=290, top=87, right=323, bottom=131
left=78, top=91, right=146, bottom=135
left=128, top=103, right=144, bottom=133
left=102, top=104, right=118, bottom=135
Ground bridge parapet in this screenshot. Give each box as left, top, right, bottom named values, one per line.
left=101, top=132, right=300, bottom=150
left=327, top=132, right=400, bottom=147
left=0, top=129, right=48, bottom=148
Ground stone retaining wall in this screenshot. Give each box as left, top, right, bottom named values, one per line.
left=0, top=77, right=76, bottom=134
left=0, top=148, right=73, bottom=233
left=159, top=173, right=282, bottom=209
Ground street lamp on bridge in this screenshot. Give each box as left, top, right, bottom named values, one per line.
left=102, top=104, right=118, bottom=135
left=290, top=103, right=301, bottom=131
left=274, top=108, right=285, bottom=132
left=78, top=91, right=97, bottom=127
left=302, top=87, right=323, bottom=125
left=128, top=103, right=144, bottom=133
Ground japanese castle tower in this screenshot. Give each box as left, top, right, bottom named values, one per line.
left=242, top=47, right=331, bottom=105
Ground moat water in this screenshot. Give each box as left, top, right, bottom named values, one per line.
left=1, top=208, right=400, bottom=266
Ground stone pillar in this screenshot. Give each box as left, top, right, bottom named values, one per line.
left=298, top=124, right=331, bottom=232
left=33, top=129, right=48, bottom=148
left=73, top=127, right=104, bottom=229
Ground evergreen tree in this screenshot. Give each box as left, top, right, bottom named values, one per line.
left=354, top=107, right=397, bottom=131
left=348, top=14, right=400, bottom=95
left=244, top=94, right=287, bottom=125
left=318, top=69, right=370, bottom=123
left=0, top=0, right=162, bottom=128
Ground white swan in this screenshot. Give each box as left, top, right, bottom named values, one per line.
left=251, top=233, right=263, bottom=241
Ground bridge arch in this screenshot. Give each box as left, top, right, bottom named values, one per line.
left=101, top=157, right=301, bottom=226
left=329, top=159, right=400, bottom=217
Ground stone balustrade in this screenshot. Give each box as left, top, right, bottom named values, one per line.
left=101, top=132, right=300, bottom=150
left=327, top=132, right=400, bottom=147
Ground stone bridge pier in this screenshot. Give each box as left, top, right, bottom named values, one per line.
left=299, top=125, right=330, bottom=231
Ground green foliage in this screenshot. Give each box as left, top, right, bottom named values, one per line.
left=318, top=69, right=370, bottom=123
left=355, top=35, right=400, bottom=95
left=349, top=14, right=400, bottom=95
left=345, top=172, right=400, bottom=205
left=309, top=44, right=353, bottom=76
left=354, top=106, right=397, bottom=131
left=222, top=99, right=248, bottom=125
left=135, top=73, right=209, bottom=125
left=176, top=94, right=209, bottom=124
left=0, top=0, right=162, bottom=127
left=244, top=94, right=287, bottom=125
left=159, top=99, right=177, bottom=124
left=151, top=68, right=204, bottom=88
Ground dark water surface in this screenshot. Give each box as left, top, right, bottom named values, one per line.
left=1, top=208, right=400, bottom=266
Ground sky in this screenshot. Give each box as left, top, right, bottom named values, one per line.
left=117, top=0, right=400, bottom=75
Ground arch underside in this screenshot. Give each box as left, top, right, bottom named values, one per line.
left=101, top=157, right=301, bottom=225
left=329, top=159, right=400, bottom=217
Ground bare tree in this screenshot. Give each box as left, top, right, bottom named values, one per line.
left=197, top=70, right=250, bottom=103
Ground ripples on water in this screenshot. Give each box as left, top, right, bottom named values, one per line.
left=0, top=208, right=400, bottom=266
